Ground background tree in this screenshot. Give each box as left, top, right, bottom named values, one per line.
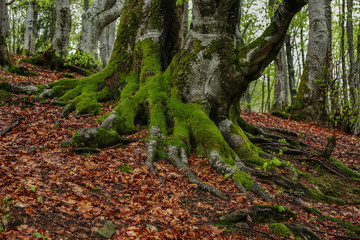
left=78, top=0, right=123, bottom=60
left=288, top=0, right=332, bottom=121
left=51, top=0, right=71, bottom=57
left=23, top=0, right=38, bottom=56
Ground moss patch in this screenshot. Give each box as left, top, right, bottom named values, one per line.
left=233, top=171, right=254, bottom=191
left=269, top=223, right=292, bottom=237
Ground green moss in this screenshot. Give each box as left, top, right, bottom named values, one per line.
left=72, top=128, right=121, bottom=148
left=309, top=189, right=346, bottom=205
left=329, top=157, right=360, bottom=181
left=245, top=157, right=265, bottom=166
left=74, top=93, right=101, bottom=115
left=0, top=81, right=11, bottom=91
left=233, top=171, right=254, bottom=191
left=192, top=39, right=205, bottom=54
left=305, top=207, right=360, bottom=234
left=0, top=90, right=13, bottom=100
left=269, top=223, right=292, bottom=237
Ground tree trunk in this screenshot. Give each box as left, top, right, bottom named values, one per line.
left=271, top=46, right=289, bottom=112
left=0, top=0, right=11, bottom=70
left=288, top=0, right=331, bottom=122
left=52, top=0, right=71, bottom=57
left=341, top=0, right=348, bottom=104
left=286, top=34, right=296, bottom=103
left=23, top=0, right=38, bottom=56
left=100, top=20, right=116, bottom=68
left=347, top=0, right=358, bottom=107
left=79, top=0, right=123, bottom=58
left=44, top=0, right=307, bottom=200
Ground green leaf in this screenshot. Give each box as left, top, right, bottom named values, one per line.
left=34, top=232, right=42, bottom=238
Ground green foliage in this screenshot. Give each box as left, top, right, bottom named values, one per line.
left=119, top=164, right=133, bottom=173
left=263, top=157, right=281, bottom=171
left=66, top=50, right=98, bottom=69
left=176, top=0, right=188, bottom=6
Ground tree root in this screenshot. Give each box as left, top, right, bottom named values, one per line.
left=285, top=224, right=321, bottom=240
left=146, top=126, right=165, bottom=172
left=168, top=146, right=229, bottom=201
left=299, top=158, right=346, bottom=178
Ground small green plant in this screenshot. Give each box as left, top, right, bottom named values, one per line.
left=119, top=164, right=133, bottom=173
left=278, top=138, right=287, bottom=144
left=30, top=187, right=36, bottom=192
left=34, top=232, right=48, bottom=239
left=222, top=174, right=230, bottom=181
left=263, top=157, right=282, bottom=171
left=37, top=197, right=43, bottom=202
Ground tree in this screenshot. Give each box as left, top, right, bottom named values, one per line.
left=36, top=0, right=307, bottom=200
left=78, top=0, right=124, bottom=59
left=0, top=0, right=26, bottom=73
left=0, top=0, right=11, bottom=70
left=99, top=20, right=116, bottom=68
left=288, top=0, right=332, bottom=121
left=269, top=0, right=289, bottom=113
left=23, top=0, right=38, bottom=56
left=52, top=0, right=71, bottom=57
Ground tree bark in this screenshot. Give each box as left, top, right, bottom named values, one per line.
left=271, top=46, right=289, bottom=112
left=288, top=0, right=332, bottom=122
left=79, top=0, right=123, bottom=58
left=52, top=0, right=71, bottom=57
left=23, top=0, right=38, bottom=56
left=100, top=20, right=116, bottom=68
left=347, top=0, right=358, bottom=107
left=286, top=34, right=296, bottom=103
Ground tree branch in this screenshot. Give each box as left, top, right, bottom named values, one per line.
left=243, top=0, right=307, bottom=81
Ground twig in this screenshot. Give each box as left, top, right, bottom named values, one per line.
left=1, top=120, right=20, bottom=136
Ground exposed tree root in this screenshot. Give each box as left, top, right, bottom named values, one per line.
left=146, top=126, right=164, bottom=172
left=285, top=224, right=321, bottom=240
left=168, top=145, right=229, bottom=201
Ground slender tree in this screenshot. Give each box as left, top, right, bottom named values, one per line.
left=23, top=0, right=38, bottom=56
left=269, top=0, right=289, bottom=112
left=288, top=0, right=332, bottom=121
left=52, top=0, right=71, bottom=57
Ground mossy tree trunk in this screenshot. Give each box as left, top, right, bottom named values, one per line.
left=44, top=0, right=307, bottom=200
left=288, top=0, right=332, bottom=122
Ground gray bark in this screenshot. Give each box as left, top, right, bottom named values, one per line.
left=79, top=0, right=124, bottom=57
left=286, top=34, right=297, bottom=103
left=23, top=0, right=38, bottom=56
left=341, top=0, right=348, bottom=104
left=290, top=0, right=332, bottom=121
left=269, top=0, right=289, bottom=112
left=100, top=20, right=116, bottom=68
left=272, top=46, right=289, bottom=112
left=347, top=0, right=358, bottom=107
left=52, top=0, right=71, bottom=57
left=0, top=0, right=11, bottom=70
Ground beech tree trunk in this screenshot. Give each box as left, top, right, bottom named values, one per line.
left=52, top=0, right=71, bottom=57
left=271, top=46, right=289, bottom=112
left=347, top=0, right=358, bottom=107
left=79, top=0, right=123, bottom=58
left=288, top=0, right=332, bottom=121
left=100, top=21, right=116, bottom=68
left=43, top=0, right=307, bottom=200
left=286, top=34, right=297, bottom=103
left=23, top=0, right=38, bottom=56
left=0, top=0, right=11, bottom=70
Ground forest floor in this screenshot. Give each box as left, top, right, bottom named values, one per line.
left=1, top=56, right=360, bottom=239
